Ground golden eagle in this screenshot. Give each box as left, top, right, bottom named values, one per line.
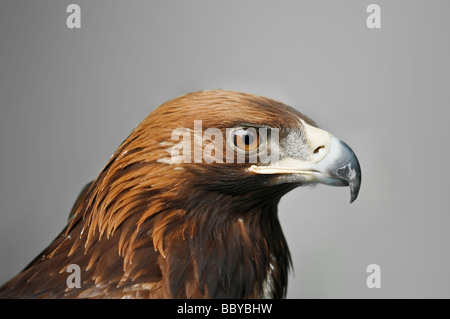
left=0, top=90, right=361, bottom=298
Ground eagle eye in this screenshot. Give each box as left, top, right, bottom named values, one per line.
left=231, top=128, right=261, bottom=153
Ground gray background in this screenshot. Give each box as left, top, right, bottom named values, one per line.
left=0, top=0, right=449, bottom=298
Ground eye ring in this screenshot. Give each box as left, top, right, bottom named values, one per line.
left=228, top=127, right=263, bottom=154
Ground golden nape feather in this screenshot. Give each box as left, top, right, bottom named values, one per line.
left=0, top=90, right=361, bottom=299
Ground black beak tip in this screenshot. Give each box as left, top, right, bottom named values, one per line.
left=349, top=176, right=361, bottom=203
left=336, top=154, right=362, bottom=204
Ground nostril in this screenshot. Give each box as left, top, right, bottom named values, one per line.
left=313, top=145, right=325, bottom=154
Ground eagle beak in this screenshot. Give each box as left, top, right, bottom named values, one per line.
left=249, top=124, right=362, bottom=203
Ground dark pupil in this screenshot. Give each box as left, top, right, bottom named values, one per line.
left=243, top=132, right=253, bottom=145
left=234, top=130, right=254, bottom=147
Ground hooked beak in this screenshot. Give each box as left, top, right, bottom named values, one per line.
left=249, top=124, right=362, bottom=203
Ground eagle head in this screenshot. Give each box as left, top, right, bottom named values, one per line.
left=0, top=89, right=361, bottom=299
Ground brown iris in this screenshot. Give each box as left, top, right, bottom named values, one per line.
left=232, top=128, right=260, bottom=153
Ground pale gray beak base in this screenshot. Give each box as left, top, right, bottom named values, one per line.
left=304, top=136, right=361, bottom=203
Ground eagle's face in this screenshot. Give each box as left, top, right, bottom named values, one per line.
left=142, top=90, right=361, bottom=204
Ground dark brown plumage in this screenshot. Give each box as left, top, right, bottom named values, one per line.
left=0, top=90, right=361, bottom=298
